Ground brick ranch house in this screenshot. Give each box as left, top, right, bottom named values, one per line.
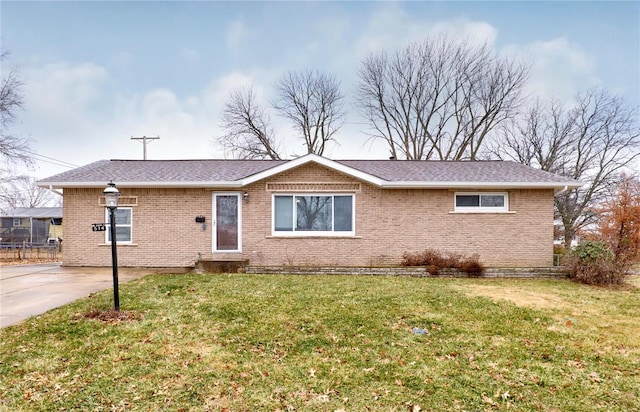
left=37, top=154, right=581, bottom=270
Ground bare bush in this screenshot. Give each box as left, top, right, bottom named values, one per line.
left=402, top=248, right=485, bottom=276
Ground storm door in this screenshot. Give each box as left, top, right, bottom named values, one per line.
left=213, top=193, right=241, bottom=252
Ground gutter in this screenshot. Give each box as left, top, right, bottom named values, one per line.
left=379, top=181, right=582, bottom=190
left=38, top=180, right=582, bottom=191
left=37, top=181, right=242, bottom=190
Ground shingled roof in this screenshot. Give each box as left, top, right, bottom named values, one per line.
left=37, top=154, right=581, bottom=190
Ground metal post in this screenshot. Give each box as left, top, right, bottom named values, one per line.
left=109, top=206, right=120, bottom=311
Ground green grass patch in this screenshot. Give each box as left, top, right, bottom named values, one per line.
left=1, top=274, right=639, bottom=411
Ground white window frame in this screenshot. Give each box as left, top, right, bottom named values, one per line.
left=272, top=193, right=355, bottom=237
left=12, top=218, right=21, bottom=227
left=104, top=207, right=133, bottom=244
left=454, top=192, right=509, bottom=213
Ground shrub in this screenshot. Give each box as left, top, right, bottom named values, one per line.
left=402, top=249, right=485, bottom=276
left=571, top=241, right=614, bottom=261
left=566, top=241, right=629, bottom=286
left=459, top=253, right=485, bottom=277
left=401, top=251, right=425, bottom=267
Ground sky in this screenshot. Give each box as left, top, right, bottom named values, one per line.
left=1, top=1, right=639, bottom=179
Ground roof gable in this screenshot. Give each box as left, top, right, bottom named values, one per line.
left=241, top=154, right=385, bottom=186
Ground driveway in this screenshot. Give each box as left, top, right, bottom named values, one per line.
left=1, top=263, right=150, bottom=328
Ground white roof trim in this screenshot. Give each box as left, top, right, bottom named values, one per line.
left=240, top=153, right=385, bottom=186
left=39, top=181, right=579, bottom=190
left=37, top=181, right=242, bottom=189
left=380, top=181, right=583, bottom=190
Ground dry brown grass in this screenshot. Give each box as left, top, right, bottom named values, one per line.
left=457, top=278, right=640, bottom=358
left=0, top=258, right=61, bottom=266
left=464, top=285, right=573, bottom=311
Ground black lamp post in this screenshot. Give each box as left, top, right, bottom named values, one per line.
left=104, top=182, right=121, bottom=311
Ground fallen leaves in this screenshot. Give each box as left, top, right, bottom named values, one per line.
left=588, top=371, right=604, bottom=383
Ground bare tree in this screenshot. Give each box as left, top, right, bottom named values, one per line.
left=1, top=49, right=32, bottom=166
left=493, top=89, right=640, bottom=247
left=218, top=69, right=345, bottom=159
left=273, top=69, right=345, bottom=155
left=356, top=35, right=529, bottom=160
left=218, top=87, right=281, bottom=160
left=492, top=99, right=577, bottom=173
left=0, top=176, right=60, bottom=214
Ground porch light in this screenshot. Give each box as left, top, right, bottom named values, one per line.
left=103, top=181, right=121, bottom=311
left=243, top=192, right=250, bottom=203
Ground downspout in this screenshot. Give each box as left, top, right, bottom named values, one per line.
left=50, top=217, right=57, bottom=241
left=47, top=185, right=63, bottom=197
left=554, top=185, right=570, bottom=251
left=30, top=217, right=33, bottom=244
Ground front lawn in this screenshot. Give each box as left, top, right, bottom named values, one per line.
left=1, top=274, right=638, bottom=411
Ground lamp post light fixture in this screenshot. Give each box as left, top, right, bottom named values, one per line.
left=103, top=181, right=121, bottom=311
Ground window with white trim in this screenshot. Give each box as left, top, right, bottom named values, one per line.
left=105, top=207, right=133, bottom=243
left=273, top=194, right=354, bottom=236
left=13, top=218, right=21, bottom=227
left=454, top=193, right=509, bottom=212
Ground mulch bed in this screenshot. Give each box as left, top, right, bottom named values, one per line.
left=78, top=309, right=143, bottom=323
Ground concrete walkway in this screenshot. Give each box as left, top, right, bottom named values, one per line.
left=0, top=263, right=150, bottom=328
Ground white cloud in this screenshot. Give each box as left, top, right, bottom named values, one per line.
left=120, top=88, right=218, bottom=160
left=505, top=37, right=600, bottom=103
left=354, top=4, right=497, bottom=57
left=21, top=62, right=110, bottom=144
left=427, top=18, right=497, bottom=46
left=26, top=62, right=109, bottom=106
left=16, top=61, right=223, bottom=177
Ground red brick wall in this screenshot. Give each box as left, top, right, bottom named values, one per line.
left=62, top=163, right=555, bottom=268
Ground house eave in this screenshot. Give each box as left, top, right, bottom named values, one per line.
left=38, top=180, right=582, bottom=191
left=380, top=181, right=583, bottom=191
left=36, top=181, right=243, bottom=190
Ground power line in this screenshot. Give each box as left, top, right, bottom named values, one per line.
left=23, top=150, right=80, bottom=169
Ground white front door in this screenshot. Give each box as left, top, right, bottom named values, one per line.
left=213, top=193, right=241, bottom=252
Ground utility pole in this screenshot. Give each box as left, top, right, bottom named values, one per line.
left=130, top=135, right=160, bottom=160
